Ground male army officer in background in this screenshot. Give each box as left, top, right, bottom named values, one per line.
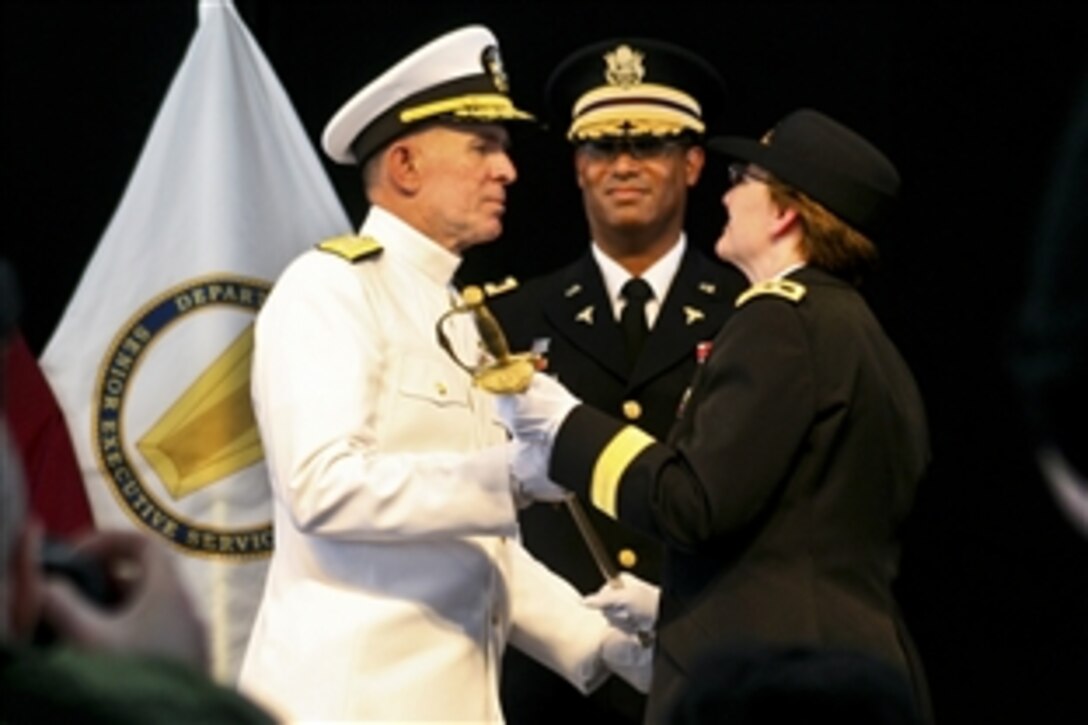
left=237, top=26, right=650, bottom=723
left=493, top=39, right=746, bottom=723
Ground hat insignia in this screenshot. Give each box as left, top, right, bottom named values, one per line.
left=482, top=45, right=510, bottom=94
left=603, top=44, right=645, bottom=88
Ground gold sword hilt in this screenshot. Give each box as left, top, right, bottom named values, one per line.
left=436, top=285, right=538, bottom=393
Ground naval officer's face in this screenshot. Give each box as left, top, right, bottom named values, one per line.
left=412, top=123, right=516, bottom=253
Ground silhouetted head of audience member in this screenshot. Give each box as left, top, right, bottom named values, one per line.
left=665, top=644, right=923, bottom=724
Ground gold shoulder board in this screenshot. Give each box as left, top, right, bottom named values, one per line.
left=735, top=279, right=807, bottom=308
left=316, top=235, right=383, bottom=263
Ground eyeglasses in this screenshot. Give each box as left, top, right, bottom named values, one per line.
left=727, top=162, right=772, bottom=187
left=579, top=136, right=687, bottom=161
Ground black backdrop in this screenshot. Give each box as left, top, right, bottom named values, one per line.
left=3, top=2, right=1086, bottom=722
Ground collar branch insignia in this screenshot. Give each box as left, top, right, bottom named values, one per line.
left=482, top=276, right=518, bottom=297
left=683, top=306, right=705, bottom=325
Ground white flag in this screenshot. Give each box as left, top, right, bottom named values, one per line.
left=40, top=0, right=350, bottom=681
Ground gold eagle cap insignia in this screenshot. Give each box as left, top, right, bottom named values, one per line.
left=735, top=279, right=807, bottom=308
left=604, top=44, right=645, bottom=88
left=316, top=235, right=383, bottom=263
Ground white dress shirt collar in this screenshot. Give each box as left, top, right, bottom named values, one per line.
left=591, top=234, right=687, bottom=327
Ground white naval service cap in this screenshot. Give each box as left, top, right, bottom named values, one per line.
left=322, top=24, right=535, bottom=165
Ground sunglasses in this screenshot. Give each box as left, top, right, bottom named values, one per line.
left=727, top=162, right=773, bottom=187
left=579, top=136, right=688, bottom=161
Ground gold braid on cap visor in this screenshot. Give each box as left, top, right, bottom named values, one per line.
left=399, top=94, right=534, bottom=124
left=568, top=83, right=703, bottom=140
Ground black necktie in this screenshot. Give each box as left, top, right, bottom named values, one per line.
left=620, top=277, right=653, bottom=370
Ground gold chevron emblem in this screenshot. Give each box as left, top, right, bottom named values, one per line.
left=137, top=324, right=263, bottom=500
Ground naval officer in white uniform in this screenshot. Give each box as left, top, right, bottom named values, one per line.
left=237, top=24, right=651, bottom=722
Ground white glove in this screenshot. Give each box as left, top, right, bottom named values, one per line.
left=509, top=439, right=567, bottom=507
left=584, top=572, right=660, bottom=635
left=495, top=372, right=579, bottom=443
left=601, top=626, right=654, bottom=694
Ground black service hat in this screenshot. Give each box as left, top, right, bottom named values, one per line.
left=546, top=38, right=727, bottom=142
left=709, top=109, right=900, bottom=238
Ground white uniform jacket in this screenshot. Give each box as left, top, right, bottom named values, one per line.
left=239, top=206, right=612, bottom=722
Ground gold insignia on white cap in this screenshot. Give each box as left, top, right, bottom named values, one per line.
left=483, top=45, right=510, bottom=93
left=322, top=25, right=534, bottom=165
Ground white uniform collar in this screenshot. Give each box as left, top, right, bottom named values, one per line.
left=591, top=234, right=686, bottom=325
left=361, top=204, right=463, bottom=286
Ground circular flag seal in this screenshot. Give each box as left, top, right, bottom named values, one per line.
left=92, top=275, right=274, bottom=560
